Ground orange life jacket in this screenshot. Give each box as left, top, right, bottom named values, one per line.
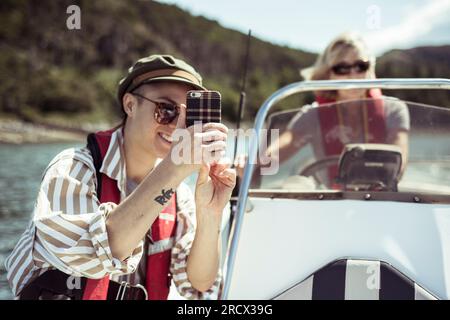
left=316, top=89, right=387, bottom=186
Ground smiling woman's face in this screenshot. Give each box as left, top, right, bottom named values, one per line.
left=124, top=81, right=192, bottom=160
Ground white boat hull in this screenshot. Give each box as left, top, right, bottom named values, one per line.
left=225, top=197, right=450, bottom=299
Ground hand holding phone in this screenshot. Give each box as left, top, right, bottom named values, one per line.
left=186, top=90, right=222, bottom=127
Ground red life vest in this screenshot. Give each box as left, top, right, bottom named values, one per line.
left=316, top=89, right=387, bottom=185
left=82, top=128, right=177, bottom=300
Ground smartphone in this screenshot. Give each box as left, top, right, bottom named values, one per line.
left=186, top=90, right=222, bottom=127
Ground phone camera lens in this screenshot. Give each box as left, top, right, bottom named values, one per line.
left=190, top=92, right=202, bottom=98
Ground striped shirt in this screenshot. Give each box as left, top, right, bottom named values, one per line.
left=4, top=127, right=221, bottom=299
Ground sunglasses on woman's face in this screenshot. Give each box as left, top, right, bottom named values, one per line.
left=133, top=93, right=180, bottom=125
left=331, top=60, right=370, bottom=75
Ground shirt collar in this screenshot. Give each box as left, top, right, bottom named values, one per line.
left=99, top=127, right=127, bottom=194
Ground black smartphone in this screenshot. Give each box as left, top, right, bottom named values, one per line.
left=186, top=90, right=222, bottom=127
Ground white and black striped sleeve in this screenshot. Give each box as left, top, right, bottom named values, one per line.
left=32, top=150, right=143, bottom=279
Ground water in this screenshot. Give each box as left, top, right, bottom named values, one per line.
left=0, top=143, right=84, bottom=299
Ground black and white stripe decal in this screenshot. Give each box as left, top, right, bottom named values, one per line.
left=312, top=259, right=346, bottom=299
left=275, top=259, right=437, bottom=300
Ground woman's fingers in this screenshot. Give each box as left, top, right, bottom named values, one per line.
left=201, top=130, right=227, bottom=142
left=199, top=129, right=228, bottom=166
left=211, top=158, right=231, bottom=173
left=196, top=164, right=210, bottom=186
left=210, top=167, right=237, bottom=188
left=200, top=126, right=228, bottom=165
left=202, top=122, right=228, bottom=135
left=223, top=168, right=237, bottom=183
left=202, top=140, right=227, bottom=153
left=234, top=154, right=247, bottom=168
left=171, top=123, right=230, bottom=168
left=233, top=154, right=247, bottom=178
left=201, top=141, right=227, bottom=165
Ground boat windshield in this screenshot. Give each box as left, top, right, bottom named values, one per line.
left=251, top=97, right=450, bottom=199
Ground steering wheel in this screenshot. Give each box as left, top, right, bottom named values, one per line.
left=298, top=155, right=340, bottom=186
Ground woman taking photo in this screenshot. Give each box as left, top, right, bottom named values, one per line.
left=6, top=54, right=236, bottom=300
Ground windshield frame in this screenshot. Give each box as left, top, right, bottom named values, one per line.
left=222, top=78, right=450, bottom=300
left=248, top=189, right=450, bottom=204
left=257, top=98, right=450, bottom=196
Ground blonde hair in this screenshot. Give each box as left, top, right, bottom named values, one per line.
left=301, top=32, right=376, bottom=100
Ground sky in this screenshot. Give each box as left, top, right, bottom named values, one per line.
left=157, top=0, right=450, bottom=55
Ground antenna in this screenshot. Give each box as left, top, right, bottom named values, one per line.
left=229, top=30, right=252, bottom=238
left=232, top=29, right=251, bottom=161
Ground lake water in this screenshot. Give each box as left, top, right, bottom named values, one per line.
left=1, top=133, right=449, bottom=299
left=0, top=143, right=84, bottom=299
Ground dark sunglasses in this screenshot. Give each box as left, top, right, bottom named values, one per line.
left=133, top=93, right=180, bottom=125
left=331, top=60, right=370, bottom=75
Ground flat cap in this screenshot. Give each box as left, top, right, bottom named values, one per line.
left=117, top=54, right=206, bottom=105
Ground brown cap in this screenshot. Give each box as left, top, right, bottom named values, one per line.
left=117, top=54, right=206, bottom=105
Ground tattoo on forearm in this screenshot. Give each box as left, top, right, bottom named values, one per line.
left=154, top=188, right=175, bottom=205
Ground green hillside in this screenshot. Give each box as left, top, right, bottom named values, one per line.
left=376, top=46, right=450, bottom=107
left=0, top=0, right=448, bottom=129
